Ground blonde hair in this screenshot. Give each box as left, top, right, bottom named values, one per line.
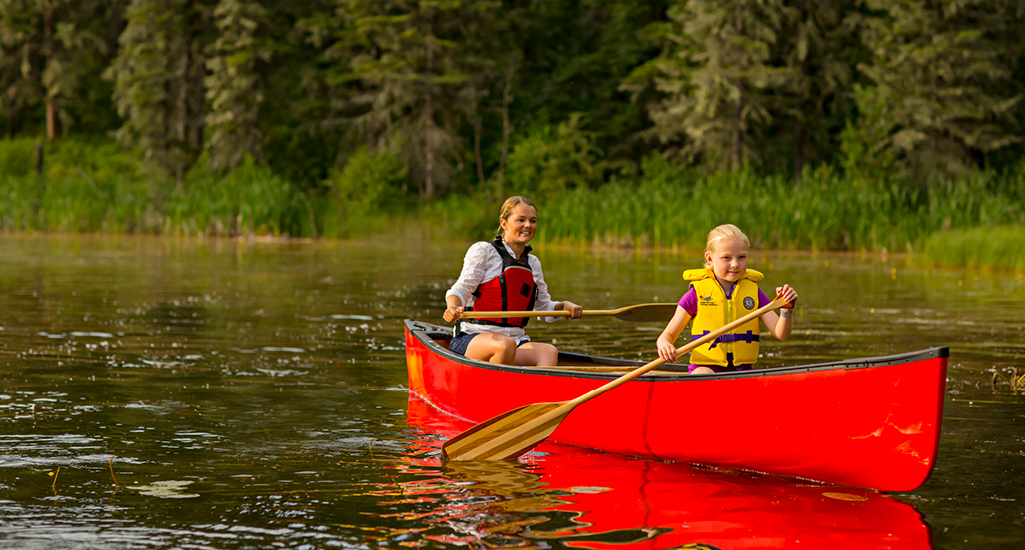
left=704, top=224, right=750, bottom=267
left=496, top=196, right=536, bottom=236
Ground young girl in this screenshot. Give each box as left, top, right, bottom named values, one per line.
left=656, top=224, right=798, bottom=374
left=443, top=196, right=583, bottom=367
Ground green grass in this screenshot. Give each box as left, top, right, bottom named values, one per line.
left=0, top=137, right=154, bottom=232
left=520, top=155, right=1025, bottom=255
left=4, top=138, right=1025, bottom=271
left=922, top=226, right=1025, bottom=271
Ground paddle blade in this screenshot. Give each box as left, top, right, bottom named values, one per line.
left=612, top=303, right=677, bottom=322
left=442, top=402, right=573, bottom=461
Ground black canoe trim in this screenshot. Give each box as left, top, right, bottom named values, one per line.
left=404, top=319, right=949, bottom=382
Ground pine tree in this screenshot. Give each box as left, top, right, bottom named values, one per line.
left=0, top=0, right=40, bottom=137
left=521, top=0, right=670, bottom=169
left=332, top=0, right=508, bottom=199
left=650, top=0, right=792, bottom=172
left=107, top=0, right=211, bottom=180
left=855, top=0, right=1022, bottom=179
left=776, top=0, right=854, bottom=177
left=0, top=0, right=116, bottom=139
left=204, top=0, right=271, bottom=170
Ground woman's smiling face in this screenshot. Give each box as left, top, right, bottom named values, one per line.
left=500, top=203, right=538, bottom=246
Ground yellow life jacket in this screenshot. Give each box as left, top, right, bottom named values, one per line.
left=683, top=267, right=765, bottom=367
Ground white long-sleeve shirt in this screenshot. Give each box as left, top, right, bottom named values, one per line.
left=445, top=240, right=562, bottom=337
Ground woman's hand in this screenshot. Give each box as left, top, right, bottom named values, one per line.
left=559, top=301, right=583, bottom=320
left=776, top=284, right=798, bottom=309
left=443, top=305, right=464, bottom=323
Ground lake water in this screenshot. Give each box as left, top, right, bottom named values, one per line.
left=0, top=233, right=1022, bottom=549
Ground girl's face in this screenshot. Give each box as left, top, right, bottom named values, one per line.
left=706, top=238, right=749, bottom=285
left=500, top=203, right=537, bottom=246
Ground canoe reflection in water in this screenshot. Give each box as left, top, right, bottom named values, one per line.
left=403, top=395, right=932, bottom=550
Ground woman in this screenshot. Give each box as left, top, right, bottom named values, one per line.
left=443, top=196, right=583, bottom=367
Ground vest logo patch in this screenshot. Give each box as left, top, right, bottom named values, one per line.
left=743, top=296, right=755, bottom=310
left=700, top=294, right=718, bottom=307
left=520, top=283, right=533, bottom=297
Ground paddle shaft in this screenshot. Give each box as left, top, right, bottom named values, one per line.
left=460, top=309, right=656, bottom=319
left=457, top=303, right=677, bottom=322
left=461, top=310, right=591, bottom=318
left=444, top=296, right=788, bottom=460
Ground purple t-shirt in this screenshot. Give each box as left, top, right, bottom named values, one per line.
left=678, top=286, right=770, bottom=316
left=677, top=284, right=769, bottom=373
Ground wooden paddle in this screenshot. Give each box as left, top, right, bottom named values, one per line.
left=442, top=296, right=789, bottom=461
left=459, top=303, right=677, bottom=323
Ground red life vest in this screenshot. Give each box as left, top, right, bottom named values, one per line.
left=464, top=238, right=538, bottom=328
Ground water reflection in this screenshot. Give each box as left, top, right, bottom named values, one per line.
left=0, top=235, right=1022, bottom=549
left=403, top=395, right=932, bottom=549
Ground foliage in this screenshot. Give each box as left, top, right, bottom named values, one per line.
left=0, top=0, right=124, bottom=138
left=2, top=0, right=1025, bottom=272
left=204, top=0, right=271, bottom=170
left=0, top=136, right=154, bottom=232
left=856, top=0, right=1023, bottom=180
left=322, top=144, right=408, bottom=236
left=504, top=114, right=606, bottom=202
left=532, top=152, right=1025, bottom=254
left=648, top=0, right=792, bottom=172
left=166, top=152, right=301, bottom=236
left=106, top=0, right=210, bottom=180
left=923, top=226, right=1025, bottom=271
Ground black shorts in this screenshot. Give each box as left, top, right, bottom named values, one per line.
left=448, top=332, right=531, bottom=356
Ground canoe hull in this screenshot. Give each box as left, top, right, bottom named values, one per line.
left=404, top=320, right=947, bottom=492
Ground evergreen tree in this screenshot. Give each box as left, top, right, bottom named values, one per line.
left=204, top=0, right=271, bottom=170
left=107, top=0, right=211, bottom=180
left=775, top=0, right=854, bottom=177
left=0, top=0, right=41, bottom=136
left=333, top=0, right=508, bottom=199
left=855, top=0, right=1022, bottom=179
left=649, top=0, right=792, bottom=173
left=520, top=0, right=670, bottom=169
left=296, top=0, right=370, bottom=171
left=261, top=0, right=338, bottom=183
left=0, top=0, right=118, bottom=138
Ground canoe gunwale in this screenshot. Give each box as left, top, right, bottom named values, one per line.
left=404, top=319, right=949, bottom=381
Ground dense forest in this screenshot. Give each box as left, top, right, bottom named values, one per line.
left=2, top=1, right=1025, bottom=260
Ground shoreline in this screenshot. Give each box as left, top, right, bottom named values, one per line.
left=5, top=227, right=1023, bottom=275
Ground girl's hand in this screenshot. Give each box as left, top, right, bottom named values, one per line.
left=560, top=301, right=583, bottom=320
left=657, top=340, right=677, bottom=364
left=443, top=305, right=464, bottom=323
left=776, top=284, right=798, bottom=309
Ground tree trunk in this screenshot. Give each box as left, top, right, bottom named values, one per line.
left=423, top=19, right=435, bottom=199
left=177, top=11, right=191, bottom=183
left=471, top=86, right=491, bottom=201
left=497, top=65, right=514, bottom=201
left=5, top=91, right=15, bottom=138
left=794, top=0, right=808, bottom=181
left=731, top=2, right=744, bottom=172
left=44, top=4, right=60, bottom=140
left=794, top=120, right=805, bottom=180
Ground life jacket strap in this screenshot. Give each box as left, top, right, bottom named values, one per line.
left=692, top=330, right=760, bottom=349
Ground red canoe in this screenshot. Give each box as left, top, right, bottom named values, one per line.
left=404, top=320, right=948, bottom=492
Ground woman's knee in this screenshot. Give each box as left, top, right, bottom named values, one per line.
left=485, top=334, right=517, bottom=363
left=522, top=342, right=559, bottom=367
left=465, top=334, right=516, bottom=363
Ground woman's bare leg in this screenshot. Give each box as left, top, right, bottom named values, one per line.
left=463, top=333, right=518, bottom=365
left=515, top=342, right=559, bottom=367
